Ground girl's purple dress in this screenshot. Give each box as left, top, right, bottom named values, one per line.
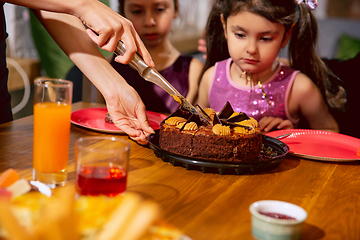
left=209, top=58, right=300, bottom=127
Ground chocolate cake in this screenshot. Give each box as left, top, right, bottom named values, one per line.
left=159, top=102, right=262, bottom=162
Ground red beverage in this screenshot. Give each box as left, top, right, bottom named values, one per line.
left=76, top=165, right=127, bottom=196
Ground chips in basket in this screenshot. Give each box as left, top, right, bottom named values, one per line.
left=0, top=187, right=186, bottom=240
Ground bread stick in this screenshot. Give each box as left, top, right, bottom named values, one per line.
left=116, top=200, right=160, bottom=240
left=33, top=187, right=78, bottom=240
left=94, top=193, right=142, bottom=240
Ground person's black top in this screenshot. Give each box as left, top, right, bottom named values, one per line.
left=324, top=53, right=360, bottom=138
left=0, top=3, right=13, bottom=124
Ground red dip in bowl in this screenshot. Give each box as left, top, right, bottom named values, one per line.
left=259, top=212, right=296, bottom=220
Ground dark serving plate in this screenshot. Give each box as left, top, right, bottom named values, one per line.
left=148, top=130, right=289, bottom=175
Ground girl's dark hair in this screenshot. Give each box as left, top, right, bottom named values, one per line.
left=118, top=0, right=179, bottom=16
left=203, top=0, right=346, bottom=111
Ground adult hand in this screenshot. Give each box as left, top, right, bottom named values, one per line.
left=197, top=38, right=207, bottom=60
left=259, top=117, right=294, bottom=132
left=78, top=0, right=155, bottom=67
left=105, top=84, right=155, bottom=145
left=23, top=1, right=155, bottom=144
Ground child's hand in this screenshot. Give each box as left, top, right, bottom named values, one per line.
left=259, top=117, right=294, bottom=133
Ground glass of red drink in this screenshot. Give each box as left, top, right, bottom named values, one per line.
left=75, top=137, right=130, bottom=197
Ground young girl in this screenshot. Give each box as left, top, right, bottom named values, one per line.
left=197, top=0, right=345, bottom=132
left=111, top=0, right=204, bottom=113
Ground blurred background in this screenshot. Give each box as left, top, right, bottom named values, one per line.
left=4, top=0, right=360, bottom=119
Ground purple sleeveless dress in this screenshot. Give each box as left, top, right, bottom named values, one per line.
left=111, top=55, right=192, bottom=113
left=209, top=58, right=300, bottom=126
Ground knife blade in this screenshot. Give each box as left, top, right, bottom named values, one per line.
left=114, top=41, right=211, bottom=125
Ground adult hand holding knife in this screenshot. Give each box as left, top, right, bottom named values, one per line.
left=28, top=3, right=155, bottom=144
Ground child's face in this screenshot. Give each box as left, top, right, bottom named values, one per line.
left=123, top=0, right=177, bottom=47
left=222, top=11, right=290, bottom=75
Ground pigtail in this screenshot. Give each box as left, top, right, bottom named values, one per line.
left=289, top=4, right=325, bottom=95
left=288, top=3, right=346, bottom=111
left=202, top=0, right=230, bottom=74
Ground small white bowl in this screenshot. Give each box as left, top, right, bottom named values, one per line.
left=249, top=200, right=307, bottom=240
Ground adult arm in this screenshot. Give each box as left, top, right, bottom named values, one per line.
left=31, top=10, right=153, bottom=144
left=5, top=0, right=154, bottom=66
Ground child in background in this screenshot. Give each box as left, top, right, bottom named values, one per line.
left=111, top=0, right=204, bottom=113
left=197, top=0, right=345, bottom=133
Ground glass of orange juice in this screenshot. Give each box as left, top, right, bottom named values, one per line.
left=33, top=78, right=73, bottom=188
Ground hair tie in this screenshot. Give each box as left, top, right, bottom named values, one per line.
left=296, top=0, right=318, bottom=10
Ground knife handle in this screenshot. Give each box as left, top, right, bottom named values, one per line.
left=115, top=41, right=149, bottom=76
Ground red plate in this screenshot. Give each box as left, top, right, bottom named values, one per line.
left=71, top=107, right=167, bottom=134
left=266, top=129, right=360, bottom=162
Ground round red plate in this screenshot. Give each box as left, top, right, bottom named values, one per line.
left=71, top=107, right=167, bottom=134
left=266, top=129, right=360, bottom=162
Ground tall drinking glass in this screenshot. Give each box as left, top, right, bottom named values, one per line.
left=33, top=78, right=73, bottom=188
left=75, top=137, right=130, bottom=197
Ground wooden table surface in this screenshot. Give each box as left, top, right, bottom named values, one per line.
left=1, top=101, right=360, bottom=240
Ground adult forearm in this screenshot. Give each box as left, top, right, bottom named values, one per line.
left=32, top=10, right=127, bottom=98
left=25, top=0, right=153, bottom=65
left=4, top=0, right=84, bottom=16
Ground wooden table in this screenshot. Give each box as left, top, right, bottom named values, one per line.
left=1, top=101, right=360, bottom=240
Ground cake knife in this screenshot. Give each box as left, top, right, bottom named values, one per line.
left=114, top=41, right=211, bottom=125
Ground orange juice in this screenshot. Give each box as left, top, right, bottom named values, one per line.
left=33, top=102, right=71, bottom=173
